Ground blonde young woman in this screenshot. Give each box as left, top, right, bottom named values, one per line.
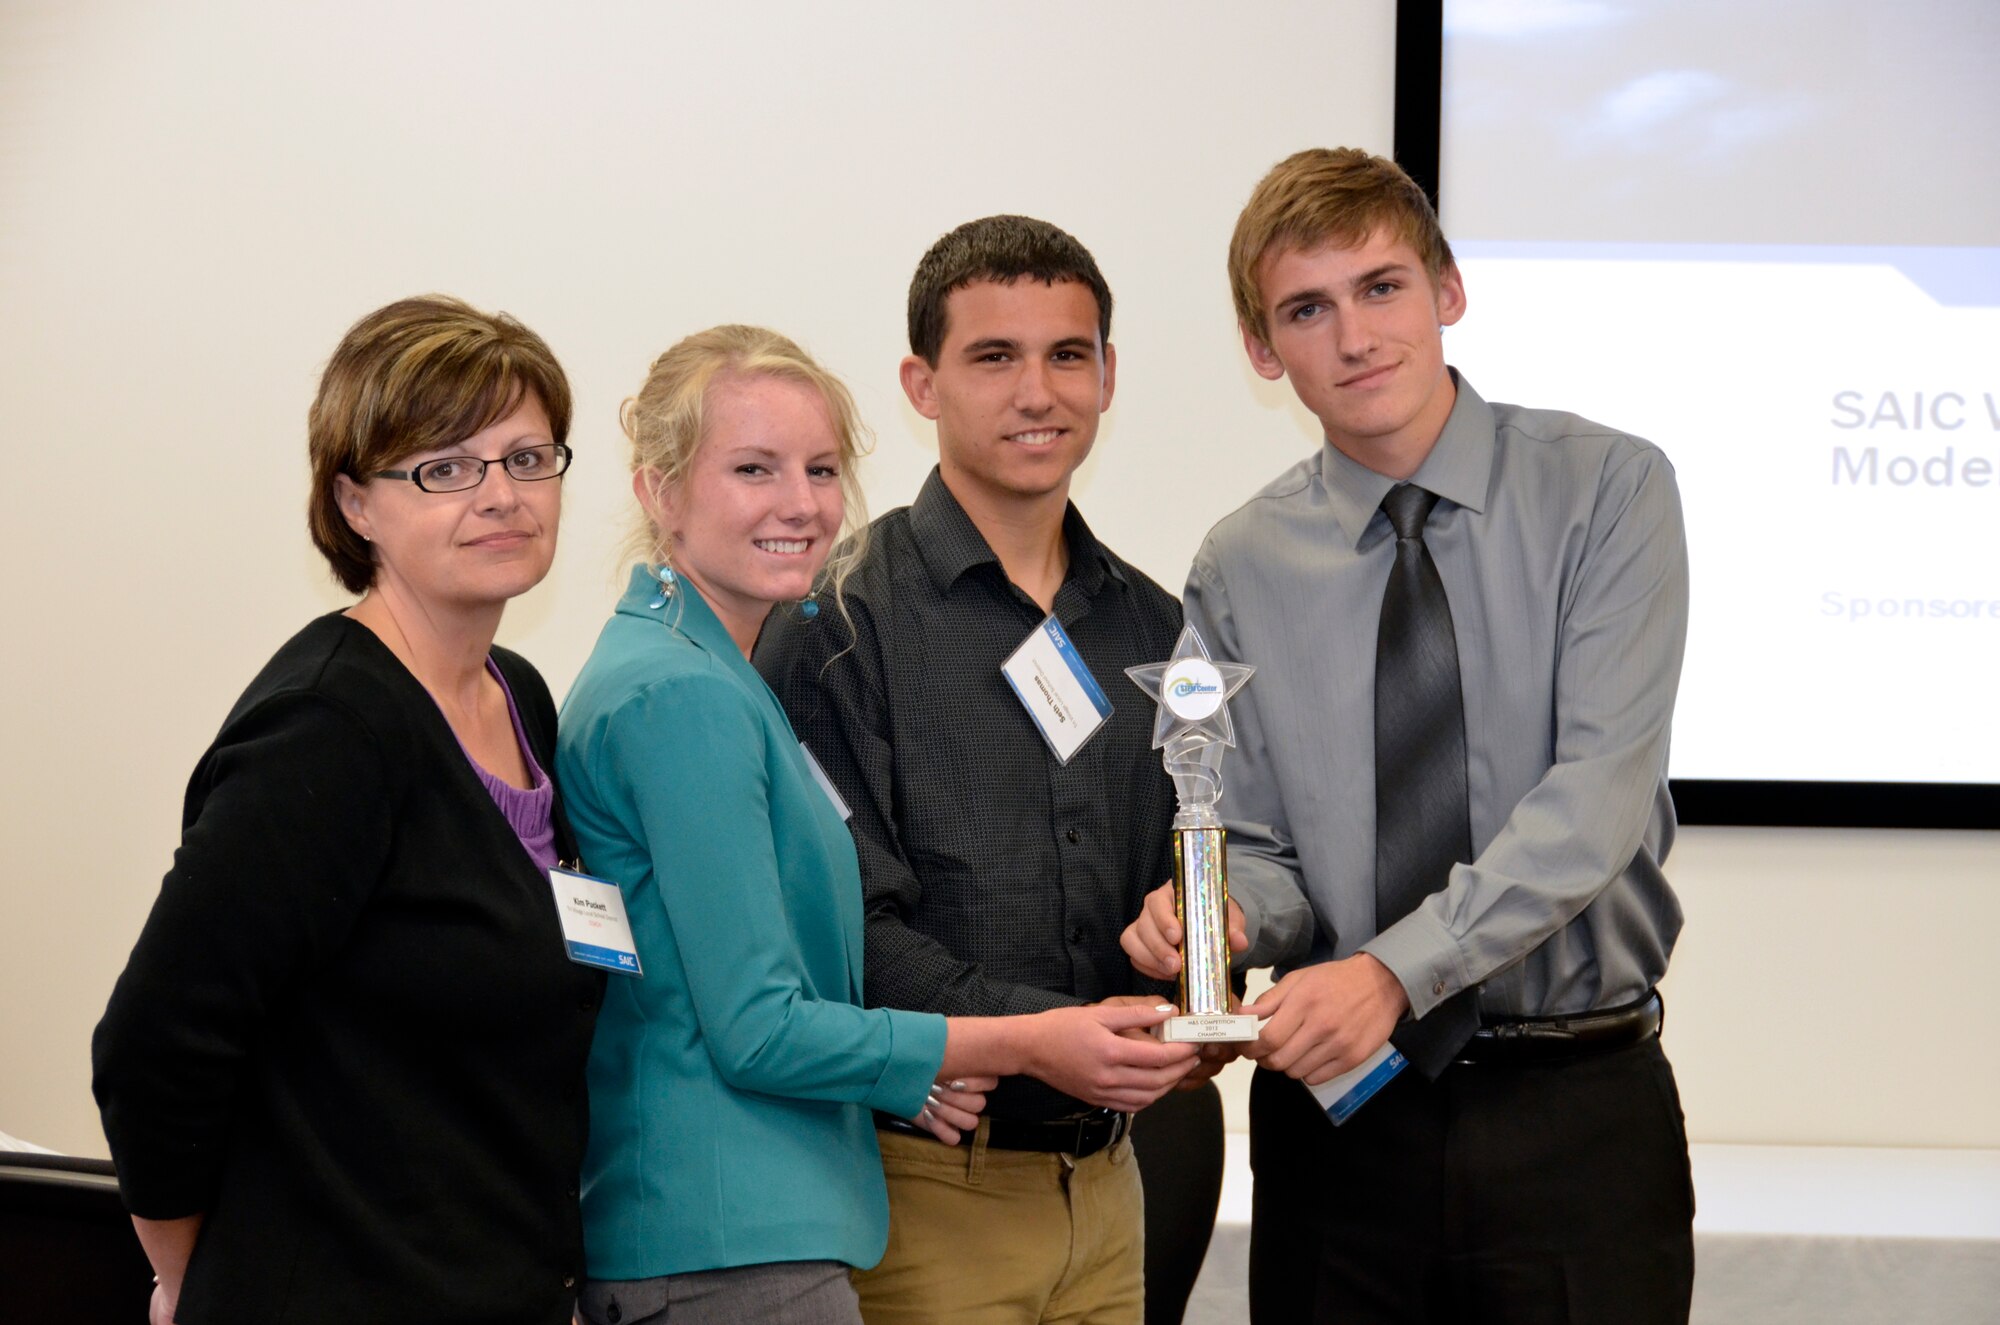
left=94, top=296, right=598, bottom=1325
left=557, top=326, right=1196, bottom=1325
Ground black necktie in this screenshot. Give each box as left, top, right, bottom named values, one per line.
left=1374, top=483, right=1478, bottom=1077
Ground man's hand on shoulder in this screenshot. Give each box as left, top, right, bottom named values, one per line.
left=1242, top=952, right=1409, bottom=1085
left=1119, top=880, right=1248, bottom=980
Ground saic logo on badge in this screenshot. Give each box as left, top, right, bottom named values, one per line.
left=1160, top=658, right=1226, bottom=721
left=547, top=867, right=644, bottom=978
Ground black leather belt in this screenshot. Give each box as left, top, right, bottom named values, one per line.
left=1454, top=991, right=1663, bottom=1067
left=875, top=1108, right=1130, bottom=1158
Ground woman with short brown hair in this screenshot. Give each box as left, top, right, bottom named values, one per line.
left=94, top=294, right=598, bottom=1325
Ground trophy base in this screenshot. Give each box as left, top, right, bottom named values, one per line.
left=1162, top=1013, right=1261, bottom=1043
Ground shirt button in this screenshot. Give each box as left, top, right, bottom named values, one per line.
left=1432, top=980, right=1447, bottom=996
left=1065, top=827, right=1081, bottom=844
left=562, top=1274, right=576, bottom=1289
left=1069, top=925, right=1086, bottom=944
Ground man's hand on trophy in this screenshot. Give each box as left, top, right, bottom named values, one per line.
left=1022, top=1003, right=1201, bottom=1111
left=1099, top=993, right=1179, bottom=1044
left=1240, top=953, right=1410, bottom=1085
left=1175, top=991, right=1249, bottom=1089
left=1119, top=881, right=1248, bottom=980
left=1098, top=995, right=1238, bottom=1087
left=912, top=1075, right=997, bottom=1146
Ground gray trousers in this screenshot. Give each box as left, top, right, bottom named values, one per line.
left=578, top=1260, right=862, bottom=1325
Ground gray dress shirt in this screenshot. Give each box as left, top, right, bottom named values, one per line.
left=1188, top=372, right=1688, bottom=1020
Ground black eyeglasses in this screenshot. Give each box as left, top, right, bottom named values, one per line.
left=374, top=442, right=573, bottom=493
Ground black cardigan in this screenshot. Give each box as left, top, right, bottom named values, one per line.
left=93, top=615, right=605, bottom=1325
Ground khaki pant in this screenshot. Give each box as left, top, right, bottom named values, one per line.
left=855, top=1122, right=1145, bottom=1325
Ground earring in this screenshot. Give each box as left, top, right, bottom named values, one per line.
left=647, top=563, right=678, bottom=610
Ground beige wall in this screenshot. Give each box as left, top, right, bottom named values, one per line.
left=3, top=0, right=1994, bottom=1158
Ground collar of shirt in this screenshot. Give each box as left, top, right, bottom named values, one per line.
left=613, top=562, right=758, bottom=675
left=1317, top=369, right=1497, bottom=549
left=906, top=466, right=1127, bottom=603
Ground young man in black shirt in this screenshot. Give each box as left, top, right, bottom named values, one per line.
left=757, top=215, right=1218, bottom=1324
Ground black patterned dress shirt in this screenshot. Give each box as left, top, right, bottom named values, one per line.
left=755, top=468, right=1182, bottom=1121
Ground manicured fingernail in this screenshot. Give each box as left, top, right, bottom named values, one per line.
left=1155, top=1004, right=1175, bottom=1012
left=946, top=1080, right=966, bottom=1091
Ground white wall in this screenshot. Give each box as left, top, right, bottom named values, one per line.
left=2, top=0, right=1993, bottom=1157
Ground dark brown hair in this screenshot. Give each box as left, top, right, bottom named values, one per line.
left=906, top=215, right=1113, bottom=365
left=306, top=295, right=572, bottom=593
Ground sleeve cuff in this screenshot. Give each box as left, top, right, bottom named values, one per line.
left=106, top=1147, right=219, bottom=1222
left=1360, top=908, right=1469, bottom=1019
left=862, top=1009, right=950, bottom=1119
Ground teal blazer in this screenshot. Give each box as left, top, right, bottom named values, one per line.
left=558, top=567, right=947, bottom=1279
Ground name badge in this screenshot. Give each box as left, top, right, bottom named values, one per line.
left=548, top=866, right=643, bottom=977
left=1308, top=1041, right=1406, bottom=1125
left=800, top=741, right=851, bottom=820
left=1001, top=616, right=1112, bottom=765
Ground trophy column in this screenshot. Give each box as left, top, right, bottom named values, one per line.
left=1167, top=820, right=1254, bottom=1041
left=1127, top=626, right=1260, bottom=1044
left=1175, top=823, right=1229, bottom=1020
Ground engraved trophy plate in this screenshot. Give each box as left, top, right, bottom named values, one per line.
left=1127, top=627, right=1259, bottom=1043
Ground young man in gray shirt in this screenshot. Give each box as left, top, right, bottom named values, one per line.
left=1124, top=147, right=1694, bottom=1324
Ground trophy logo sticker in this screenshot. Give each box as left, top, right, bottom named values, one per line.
left=1161, top=659, right=1225, bottom=721
left=1126, top=626, right=1258, bottom=1043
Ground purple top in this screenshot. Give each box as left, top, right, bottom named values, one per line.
left=454, top=658, right=558, bottom=873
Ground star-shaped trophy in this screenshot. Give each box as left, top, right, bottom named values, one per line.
left=1126, top=625, right=1258, bottom=1042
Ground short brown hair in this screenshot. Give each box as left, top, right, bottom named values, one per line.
left=907, top=215, right=1112, bottom=366
left=1228, top=147, right=1455, bottom=343
left=621, top=324, right=873, bottom=603
left=306, top=295, right=572, bottom=593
